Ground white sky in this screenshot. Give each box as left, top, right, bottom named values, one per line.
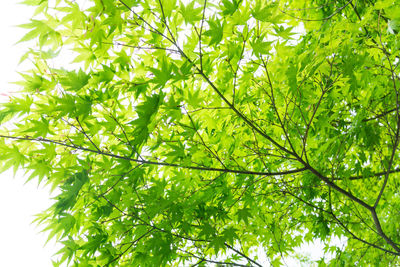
left=0, top=2, right=59, bottom=267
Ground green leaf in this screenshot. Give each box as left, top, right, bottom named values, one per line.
left=149, top=57, right=173, bottom=86
left=251, top=36, right=273, bottom=55
left=54, top=171, right=89, bottom=214
left=251, top=1, right=277, bottom=22
left=179, top=1, right=202, bottom=24
left=23, top=116, right=54, bottom=138
left=160, top=0, right=177, bottom=18
left=222, top=226, right=238, bottom=244
left=60, top=69, right=90, bottom=91
left=236, top=208, right=252, bottom=224
left=0, top=145, right=26, bottom=175
left=129, top=93, right=162, bottom=149
left=204, top=18, right=224, bottom=46
left=388, top=19, right=400, bottom=34
left=6, top=0, right=400, bottom=265
left=273, top=25, right=295, bottom=39
left=221, top=0, right=241, bottom=15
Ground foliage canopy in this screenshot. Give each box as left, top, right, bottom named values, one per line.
left=2, top=0, right=400, bottom=265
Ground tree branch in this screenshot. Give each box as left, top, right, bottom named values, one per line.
left=0, top=134, right=306, bottom=177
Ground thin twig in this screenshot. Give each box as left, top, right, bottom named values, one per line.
left=0, top=134, right=306, bottom=177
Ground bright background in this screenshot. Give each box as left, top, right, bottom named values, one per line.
left=0, top=2, right=58, bottom=267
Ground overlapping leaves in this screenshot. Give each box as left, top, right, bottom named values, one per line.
left=1, top=0, right=400, bottom=266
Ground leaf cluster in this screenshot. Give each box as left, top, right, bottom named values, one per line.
left=2, top=0, right=400, bottom=265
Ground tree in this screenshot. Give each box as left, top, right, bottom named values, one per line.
left=1, top=0, right=400, bottom=265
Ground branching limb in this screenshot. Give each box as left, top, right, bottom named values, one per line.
left=374, top=11, right=400, bottom=209
left=279, top=0, right=353, bottom=22
left=0, top=134, right=306, bottom=177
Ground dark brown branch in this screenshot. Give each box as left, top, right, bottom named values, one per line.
left=300, top=160, right=372, bottom=210
left=261, top=57, right=298, bottom=156
left=178, top=248, right=250, bottom=267
left=183, top=106, right=227, bottom=169
left=105, top=110, right=145, bottom=161
left=334, top=168, right=400, bottom=181
left=370, top=209, right=400, bottom=253
left=186, top=106, right=230, bottom=113
left=75, top=117, right=100, bottom=152
left=198, top=0, right=208, bottom=71
left=288, top=190, right=400, bottom=256
left=363, top=108, right=397, bottom=122
left=118, top=0, right=174, bottom=43
left=102, top=41, right=179, bottom=54
left=279, top=0, right=353, bottom=22
left=156, top=0, right=177, bottom=44
left=374, top=11, right=400, bottom=209
left=0, top=134, right=306, bottom=177
left=121, top=0, right=297, bottom=169
left=224, top=243, right=263, bottom=267
left=107, top=228, right=154, bottom=265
